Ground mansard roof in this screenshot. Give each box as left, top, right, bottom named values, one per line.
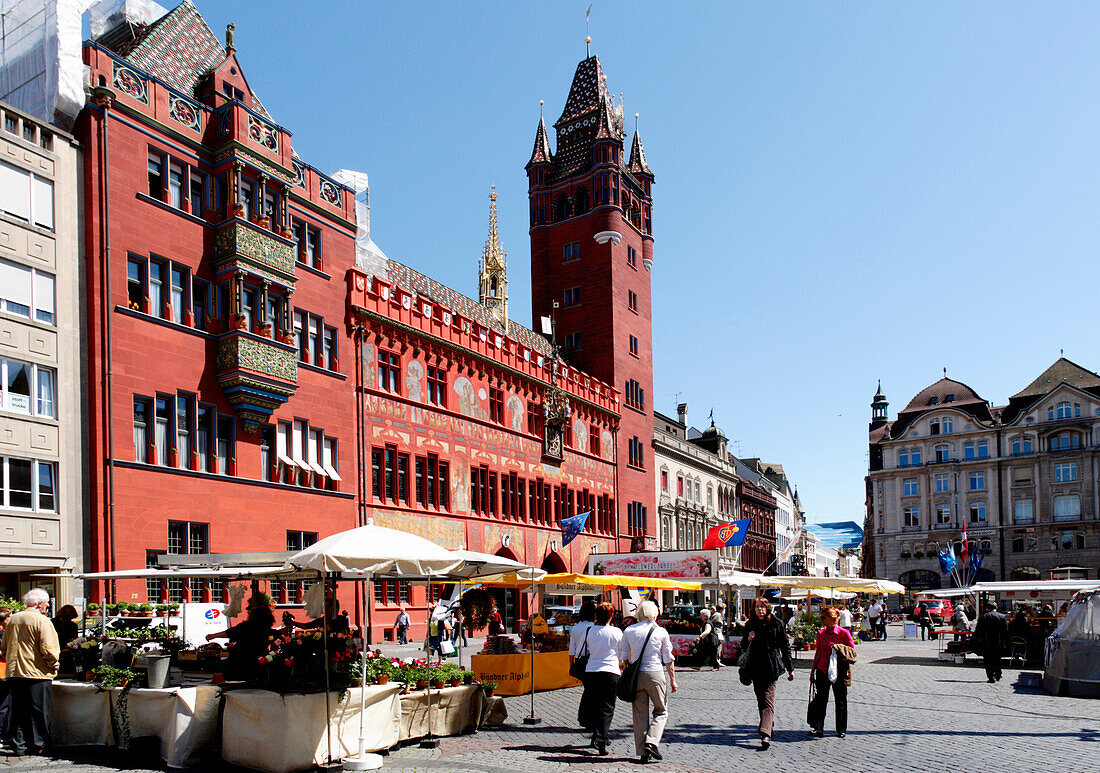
left=885, top=377, right=992, bottom=440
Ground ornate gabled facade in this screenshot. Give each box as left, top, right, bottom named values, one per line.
left=866, top=358, right=1100, bottom=606
left=528, top=54, right=655, bottom=551
left=78, top=1, right=360, bottom=607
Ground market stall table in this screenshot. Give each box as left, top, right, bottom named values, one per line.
left=667, top=634, right=739, bottom=661
left=51, top=681, right=220, bottom=768
left=220, top=685, right=402, bottom=773
left=470, top=650, right=579, bottom=696
left=398, top=684, right=488, bottom=740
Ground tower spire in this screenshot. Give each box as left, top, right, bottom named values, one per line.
left=479, top=186, right=508, bottom=332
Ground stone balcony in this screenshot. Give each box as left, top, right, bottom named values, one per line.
left=214, top=218, right=297, bottom=286
left=216, top=329, right=298, bottom=432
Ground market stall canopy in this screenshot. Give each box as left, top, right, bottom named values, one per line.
left=444, top=550, right=545, bottom=582
left=70, top=566, right=295, bottom=580
left=764, top=576, right=905, bottom=594
left=779, top=588, right=856, bottom=600
left=284, top=522, right=463, bottom=576
left=541, top=573, right=703, bottom=591
left=718, top=570, right=763, bottom=588
left=917, top=580, right=1098, bottom=598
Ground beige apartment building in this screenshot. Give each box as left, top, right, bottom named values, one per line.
left=0, top=102, right=82, bottom=604
left=866, top=359, right=1100, bottom=603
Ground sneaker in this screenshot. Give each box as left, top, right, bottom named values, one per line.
left=646, top=743, right=663, bottom=761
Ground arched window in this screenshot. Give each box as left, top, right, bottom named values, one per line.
left=553, top=193, right=568, bottom=222
left=574, top=187, right=589, bottom=215
left=934, top=444, right=950, bottom=463
left=1010, top=436, right=1033, bottom=456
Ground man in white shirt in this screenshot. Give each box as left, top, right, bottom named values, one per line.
left=868, top=599, right=883, bottom=640
left=618, top=601, right=677, bottom=764
left=837, top=605, right=853, bottom=632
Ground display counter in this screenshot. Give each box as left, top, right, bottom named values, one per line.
left=221, top=685, right=402, bottom=773
left=668, top=634, right=740, bottom=661
left=51, top=681, right=220, bottom=768
left=470, top=650, right=579, bottom=696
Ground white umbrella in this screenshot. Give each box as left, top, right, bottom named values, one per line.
left=764, top=576, right=905, bottom=595
left=283, top=523, right=463, bottom=576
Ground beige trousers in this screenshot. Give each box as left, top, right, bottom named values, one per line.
left=632, top=669, right=669, bottom=754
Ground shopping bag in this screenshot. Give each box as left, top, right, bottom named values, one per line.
left=827, top=649, right=839, bottom=684
left=440, top=640, right=456, bottom=656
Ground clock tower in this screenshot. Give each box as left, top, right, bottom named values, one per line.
left=478, top=185, right=509, bottom=332
left=527, top=55, right=656, bottom=551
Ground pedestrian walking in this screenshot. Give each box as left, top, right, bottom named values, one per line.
left=578, top=602, right=622, bottom=756
left=394, top=607, right=410, bottom=645
left=618, top=601, right=676, bottom=764
left=837, top=604, right=853, bottom=634
left=867, top=598, right=883, bottom=640
left=739, top=597, right=795, bottom=750
left=2, top=588, right=59, bottom=755
left=451, top=608, right=468, bottom=647
left=569, top=601, right=597, bottom=736
left=691, top=608, right=722, bottom=670
left=779, top=602, right=793, bottom=630
left=918, top=605, right=934, bottom=641
left=972, top=601, right=1010, bottom=683
left=807, top=606, right=856, bottom=739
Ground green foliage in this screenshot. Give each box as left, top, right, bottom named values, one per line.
left=0, top=596, right=26, bottom=611
left=787, top=610, right=823, bottom=645
left=92, top=665, right=137, bottom=688
left=460, top=588, right=493, bottom=630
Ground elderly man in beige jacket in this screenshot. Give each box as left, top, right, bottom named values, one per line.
left=2, top=588, right=60, bottom=755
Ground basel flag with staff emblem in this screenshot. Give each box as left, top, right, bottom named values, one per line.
left=561, top=511, right=590, bottom=547
left=702, top=518, right=752, bottom=549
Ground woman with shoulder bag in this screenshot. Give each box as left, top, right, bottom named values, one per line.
left=617, top=601, right=677, bottom=764
left=739, top=598, right=794, bottom=750
left=569, top=601, right=597, bottom=736
left=807, top=606, right=856, bottom=739
left=692, top=609, right=722, bottom=671
left=578, top=602, right=623, bottom=756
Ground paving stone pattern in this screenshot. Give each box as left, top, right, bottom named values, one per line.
left=4, top=627, right=1098, bottom=772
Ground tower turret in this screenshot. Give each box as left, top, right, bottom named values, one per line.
left=870, top=380, right=889, bottom=431
left=478, top=186, right=508, bottom=331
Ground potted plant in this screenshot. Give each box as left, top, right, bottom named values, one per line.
left=87, top=603, right=100, bottom=617
left=482, top=680, right=497, bottom=698
left=169, top=603, right=180, bottom=616
left=92, top=665, right=137, bottom=689
left=448, top=674, right=461, bottom=688
left=155, top=604, right=169, bottom=616
left=115, top=601, right=131, bottom=617
left=462, top=670, right=474, bottom=685
left=431, top=675, right=445, bottom=689
left=139, top=603, right=155, bottom=616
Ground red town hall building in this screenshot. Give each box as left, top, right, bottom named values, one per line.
left=73, top=2, right=656, bottom=639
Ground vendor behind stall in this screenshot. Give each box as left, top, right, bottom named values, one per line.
left=206, top=606, right=276, bottom=683
left=290, top=592, right=350, bottom=635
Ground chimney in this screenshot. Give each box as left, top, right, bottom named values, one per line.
left=676, top=402, right=687, bottom=426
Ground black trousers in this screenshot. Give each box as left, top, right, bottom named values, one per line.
left=8, top=678, right=51, bottom=753
left=581, top=672, right=619, bottom=744
left=807, top=670, right=847, bottom=735
left=983, top=654, right=1003, bottom=681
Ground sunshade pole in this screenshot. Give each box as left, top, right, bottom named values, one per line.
left=523, top=572, right=541, bottom=725
left=344, top=573, right=383, bottom=771
left=420, top=575, right=438, bottom=748
left=321, top=569, right=332, bottom=765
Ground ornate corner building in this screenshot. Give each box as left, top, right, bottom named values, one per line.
left=527, top=56, right=656, bottom=552
left=866, top=358, right=1100, bottom=600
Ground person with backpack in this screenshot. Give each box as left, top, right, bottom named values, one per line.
left=618, top=601, right=676, bottom=764
left=739, top=597, right=794, bottom=750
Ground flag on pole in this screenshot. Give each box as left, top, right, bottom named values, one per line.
left=702, top=518, right=752, bottom=550
left=560, top=511, right=590, bottom=547
left=777, top=527, right=803, bottom=564
left=959, top=519, right=969, bottom=570
left=938, top=543, right=957, bottom=576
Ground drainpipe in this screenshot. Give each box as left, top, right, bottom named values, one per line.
left=996, top=427, right=1006, bottom=580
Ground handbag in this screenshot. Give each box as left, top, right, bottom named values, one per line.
left=617, top=624, right=656, bottom=703
left=806, top=670, right=818, bottom=726
left=569, top=628, right=590, bottom=680
left=737, top=640, right=753, bottom=686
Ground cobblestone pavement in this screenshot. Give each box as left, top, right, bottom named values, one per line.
left=3, top=627, right=1098, bottom=772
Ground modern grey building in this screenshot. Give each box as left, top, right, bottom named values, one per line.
left=0, top=101, right=83, bottom=604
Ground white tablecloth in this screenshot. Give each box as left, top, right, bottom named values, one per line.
left=399, top=685, right=485, bottom=741
left=220, top=685, right=402, bottom=773
left=51, top=681, right=220, bottom=768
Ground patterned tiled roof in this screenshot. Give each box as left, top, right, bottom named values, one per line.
left=111, top=1, right=272, bottom=118
left=628, top=129, right=651, bottom=175
left=551, top=56, right=624, bottom=176
left=385, top=260, right=552, bottom=356
left=527, top=117, right=552, bottom=166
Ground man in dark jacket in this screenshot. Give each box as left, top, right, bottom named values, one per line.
left=972, top=601, right=1010, bottom=683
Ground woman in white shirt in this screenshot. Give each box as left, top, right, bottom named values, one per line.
left=569, top=601, right=597, bottom=736
left=582, top=602, right=623, bottom=756
left=618, top=601, right=676, bottom=764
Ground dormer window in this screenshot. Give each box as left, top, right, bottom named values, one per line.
left=944, top=394, right=955, bottom=403
left=928, top=396, right=939, bottom=405
left=222, top=81, right=244, bottom=102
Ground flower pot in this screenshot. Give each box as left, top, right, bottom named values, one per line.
left=431, top=680, right=445, bottom=689
left=416, top=680, right=428, bottom=690
left=449, top=678, right=460, bottom=688
left=463, top=675, right=474, bottom=685
left=375, top=674, right=389, bottom=685
left=484, top=687, right=495, bottom=697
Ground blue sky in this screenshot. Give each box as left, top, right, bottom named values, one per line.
left=184, top=1, right=1100, bottom=523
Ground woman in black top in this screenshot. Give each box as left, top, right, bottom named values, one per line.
left=739, top=598, right=794, bottom=750
left=208, top=606, right=276, bottom=684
